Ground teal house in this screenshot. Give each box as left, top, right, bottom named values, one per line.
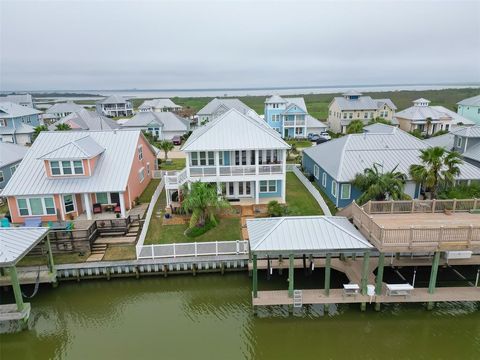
left=457, top=95, right=480, bottom=125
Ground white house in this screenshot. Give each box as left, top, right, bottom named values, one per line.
left=45, top=101, right=85, bottom=120
left=96, top=95, right=133, bottom=117
left=164, top=108, right=290, bottom=206
left=48, top=109, right=120, bottom=131
left=121, top=111, right=190, bottom=140
left=0, top=94, right=34, bottom=108
left=138, top=99, right=182, bottom=113
left=196, top=98, right=259, bottom=125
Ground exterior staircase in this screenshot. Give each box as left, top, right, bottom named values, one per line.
left=86, top=243, right=107, bottom=262
left=241, top=205, right=255, bottom=240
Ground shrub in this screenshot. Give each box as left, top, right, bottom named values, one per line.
left=267, top=200, right=287, bottom=217
left=186, top=219, right=216, bottom=238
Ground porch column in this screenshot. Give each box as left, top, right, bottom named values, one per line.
left=375, top=253, right=385, bottom=296
left=83, top=193, right=92, bottom=220
left=361, top=251, right=370, bottom=295
left=45, top=234, right=56, bottom=274
left=9, top=266, right=24, bottom=312
left=255, top=180, right=260, bottom=205
left=165, top=189, right=171, bottom=207
left=215, top=151, right=220, bottom=177
left=216, top=182, right=222, bottom=196
left=119, top=192, right=126, bottom=218
left=324, top=253, right=331, bottom=296
left=288, top=254, right=294, bottom=297
left=281, top=149, right=287, bottom=202
left=428, top=251, right=441, bottom=294
left=255, top=150, right=259, bottom=175
left=252, top=254, right=258, bottom=298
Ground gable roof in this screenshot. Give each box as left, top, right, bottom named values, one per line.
left=1, top=130, right=151, bottom=196
left=46, top=101, right=84, bottom=114
left=97, top=95, right=130, bottom=105
left=139, top=98, right=181, bottom=110
left=0, top=94, right=33, bottom=106
left=0, top=122, right=35, bottom=136
left=49, top=109, right=120, bottom=131
left=430, top=106, right=475, bottom=126
left=306, top=115, right=327, bottom=130
left=0, top=102, right=41, bottom=118
left=247, top=216, right=372, bottom=255
left=182, top=108, right=289, bottom=151
left=0, top=142, right=29, bottom=168
left=284, top=97, right=307, bottom=112
left=197, top=98, right=253, bottom=116
left=0, top=228, right=49, bottom=266
left=303, top=126, right=480, bottom=182
left=38, top=135, right=105, bottom=160
left=463, top=143, right=480, bottom=163
left=333, top=95, right=395, bottom=111
left=265, top=95, right=288, bottom=104
left=122, top=111, right=189, bottom=132
left=451, top=125, right=480, bottom=138
left=457, top=95, right=480, bottom=106
left=363, top=123, right=397, bottom=134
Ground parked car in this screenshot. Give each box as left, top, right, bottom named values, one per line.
left=172, top=136, right=182, bottom=145
left=319, top=131, right=331, bottom=140
left=307, top=133, right=319, bottom=141
left=315, top=137, right=329, bottom=145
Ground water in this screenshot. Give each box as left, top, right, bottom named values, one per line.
left=1, top=272, right=479, bottom=360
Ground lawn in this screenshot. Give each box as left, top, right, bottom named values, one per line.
left=103, top=245, right=136, bottom=261
left=312, top=182, right=338, bottom=215
left=158, top=158, right=186, bottom=171
left=0, top=202, right=8, bottom=215
left=287, top=139, right=313, bottom=148
left=286, top=172, right=323, bottom=216
left=139, top=179, right=160, bottom=203
left=17, top=252, right=90, bottom=267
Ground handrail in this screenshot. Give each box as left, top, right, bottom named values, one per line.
left=363, top=199, right=479, bottom=215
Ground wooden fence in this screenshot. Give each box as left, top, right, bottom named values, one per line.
left=364, top=199, right=479, bottom=215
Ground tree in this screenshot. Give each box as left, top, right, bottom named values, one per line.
left=55, top=123, right=71, bottom=131
left=409, top=147, right=463, bottom=199
left=181, top=182, right=230, bottom=228
left=425, top=117, right=432, bottom=136
left=368, top=117, right=391, bottom=125
left=352, top=163, right=409, bottom=204
left=346, top=120, right=364, bottom=134
left=287, top=143, right=297, bottom=160
left=159, top=140, right=174, bottom=160
left=33, top=125, right=48, bottom=141
left=142, top=130, right=156, bottom=144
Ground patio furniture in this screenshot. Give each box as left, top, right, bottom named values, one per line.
left=386, top=284, right=414, bottom=297
left=1, top=218, right=10, bottom=227
left=114, top=203, right=121, bottom=214
left=93, top=203, right=102, bottom=214
left=24, top=217, right=42, bottom=227
left=343, top=284, right=360, bottom=297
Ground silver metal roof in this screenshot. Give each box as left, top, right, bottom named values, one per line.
left=197, top=98, right=253, bottom=116
left=303, top=126, right=480, bottom=182
left=38, top=135, right=105, bottom=160
left=430, top=106, right=474, bottom=125
left=1, top=130, right=150, bottom=196
left=423, top=132, right=456, bottom=149
left=0, top=122, right=35, bottom=135
left=97, top=95, right=131, bottom=105
left=306, top=115, right=327, bottom=130
left=363, top=123, right=397, bottom=134
left=123, top=111, right=189, bottom=132
left=182, top=108, right=290, bottom=152
left=457, top=94, right=480, bottom=107
left=333, top=96, right=396, bottom=111
left=284, top=97, right=307, bottom=112
left=464, top=143, right=480, bottom=163
left=0, top=142, right=28, bottom=168
left=0, top=94, right=33, bottom=107
left=452, top=125, right=480, bottom=138
left=265, top=95, right=288, bottom=104
left=49, top=109, right=120, bottom=131
left=0, top=227, right=49, bottom=266
left=139, top=99, right=181, bottom=110
left=0, top=101, right=41, bottom=118
left=46, top=101, right=84, bottom=114
left=247, top=216, right=373, bottom=255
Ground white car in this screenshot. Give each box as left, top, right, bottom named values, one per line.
left=319, top=131, right=331, bottom=140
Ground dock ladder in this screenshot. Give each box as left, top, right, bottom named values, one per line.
left=293, top=290, right=303, bottom=308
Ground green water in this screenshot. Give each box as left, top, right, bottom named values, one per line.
left=1, top=273, right=479, bottom=360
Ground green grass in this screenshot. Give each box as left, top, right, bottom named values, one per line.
left=138, top=179, right=160, bottom=203
left=103, top=245, right=136, bottom=261
left=287, top=139, right=313, bottom=148
left=286, top=172, right=323, bottom=216
left=17, top=252, right=90, bottom=267
left=159, top=158, right=186, bottom=171
left=312, top=182, right=338, bottom=215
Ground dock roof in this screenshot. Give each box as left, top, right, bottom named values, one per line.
left=0, top=228, right=49, bottom=267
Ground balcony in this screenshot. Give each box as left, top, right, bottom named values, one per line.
left=170, top=164, right=285, bottom=181
left=284, top=120, right=306, bottom=126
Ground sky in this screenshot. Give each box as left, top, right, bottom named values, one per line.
left=1, top=0, right=479, bottom=91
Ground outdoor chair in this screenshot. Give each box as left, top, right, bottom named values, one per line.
left=114, top=203, right=121, bottom=214
left=93, top=203, right=102, bottom=214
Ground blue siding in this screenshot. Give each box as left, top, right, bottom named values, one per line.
left=259, top=180, right=282, bottom=198
left=0, top=161, right=21, bottom=189
left=223, top=151, right=230, bottom=166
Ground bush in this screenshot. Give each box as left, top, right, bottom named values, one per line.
left=267, top=200, right=287, bottom=217
left=307, top=173, right=315, bottom=182
left=185, top=219, right=216, bottom=238
left=438, top=183, right=480, bottom=199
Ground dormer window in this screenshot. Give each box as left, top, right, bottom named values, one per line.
left=50, top=160, right=84, bottom=176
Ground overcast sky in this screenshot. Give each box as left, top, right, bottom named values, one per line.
left=1, top=0, right=479, bottom=91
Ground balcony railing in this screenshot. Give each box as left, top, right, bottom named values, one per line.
left=284, top=120, right=306, bottom=126
left=258, top=164, right=283, bottom=174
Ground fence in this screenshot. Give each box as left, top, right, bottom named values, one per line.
left=364, top=199, right=479, bottom=215
left=137, top=240, right=249, bottom=260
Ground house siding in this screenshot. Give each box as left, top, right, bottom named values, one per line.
left=258, top=180, right=282, bottom=198
left=0, top=160, right=21, bottom=189
left=457, top=105, right=480, bottom=125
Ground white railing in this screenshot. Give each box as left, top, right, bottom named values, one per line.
left=258, top=164, right=283, bottom=174
left=152, top=170, right=164, bottom=179
left=220, top=165, right=256, bottom=176
left=164, top=169, right=187, bottom=186
left=190, top=166, right=217, bottom=177
left=284, top=120, right=306, bottom=126
left=137, top=240, right=249, bottom=259
left=136, top=178, right=165, bottom=257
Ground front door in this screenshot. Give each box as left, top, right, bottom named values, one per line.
left=110, top=192, right=120, bottom=205
left=226, top=182, right=253, bottom=198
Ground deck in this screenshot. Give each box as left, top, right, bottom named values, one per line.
left=371, top=212, right=480, bottom=228
left=0, top=303, right=31, bottom=322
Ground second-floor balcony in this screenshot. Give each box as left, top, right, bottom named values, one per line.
left=284, top=120, right=306, bottom=127
left=189, top=164, right=284, bottom=178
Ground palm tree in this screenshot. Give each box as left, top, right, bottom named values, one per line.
left=425, top=117, right=432, bottom=136
left=409, top=147, right=463, bottom=199
left=181, top=182, right=230, bottom=228
left=32, top=125, right=48, bottom=141
left=55, top=123, right=71, bottom=131
left=353, top=163, right=408, bottom=204
left=346, top=120, right=364, bottom=134
left=159, top=140, right=174, bottom=160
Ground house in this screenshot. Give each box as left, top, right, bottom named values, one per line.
left=0, top=94, right=34, bottom=108
left=327, top=91, right=397, bottom=134
left=45, top=101, right=85, bottom=120
left=457, top=95, right=480, bottom=125
left=306, top=115, right=328, bottom=135
left=0, top=102, right=42, bottom=145
left=264, top=95, right=309, bottom=138
left=395, top=98, right=474, bottom=135
left=302, top=124, right=480, bottom=208
left=0, top=142, right=28, bottom=190
left=96, top=95, right=133, bottom=117
left=138, top=99, right=182, bottom=113
left=196, top=98, right=259, bottom=125
left=164, top=108, right=290, bottom=206
left=1, top=130, right=157, bottom=223
left=48, top=109, right=120, bottom=131
left=121, top=111, right=190, bottom=140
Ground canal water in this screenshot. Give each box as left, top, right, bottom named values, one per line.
left=1, top=272, right=479, bottom=360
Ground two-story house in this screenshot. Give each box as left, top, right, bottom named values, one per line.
left=327, top=91, right=397, bottom=134
left=264, top=95, right=309, bottom=138
left=45, top=101, right=85, bottom=120
left=457, top=95, right=480, bottom=125
left=138, top=99, right=182, bottom=113
left=0, top=102, right=42, bottom=145
left=164, top=109, right=290, bottom=206
left=122, top=111, right=190, bottom=140
left=96, top=95, right=133, bottom=117
left=48, top=109, right=120, bottom=131
left=196, top=98, right=259, bottom=126
left=302, top=124, right=480, bottom=208
left=0, top=94, right=34, bottom=108
left=395, top=98, right=474, bottom=135
left=0, top=142, right=28, bottom=190
left=1, top=130, right=157, bottom=223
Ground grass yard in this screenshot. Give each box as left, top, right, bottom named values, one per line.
left=103, top=245, right=136, bottom=261
left=17, top=252, right=90, bottom=267
left=139, top=179, right=160, bottom=203
left=159, top=158, right=186, bottom=171
left=287, top=139, right=313, bottom=148
left=0, top=202, right=8, bottom=215
left=311, top=182, right=338, bottom=215
left=286, top=172, right=323, bottom=216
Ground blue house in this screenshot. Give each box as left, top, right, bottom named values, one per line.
left=264, top=95, right=309, bottom=138
left=457, top=95, right=480, bottom=125
left=0, top=142, right=28, bottom=190
left=0, top=102, right=42, bottom=145
left=302, top=124, right=480, bottom=208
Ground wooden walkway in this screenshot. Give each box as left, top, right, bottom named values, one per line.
left=0, top=270, right=55, bottom=286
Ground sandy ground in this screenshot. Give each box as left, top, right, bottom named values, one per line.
left=157, top=146, right=186, bottom=159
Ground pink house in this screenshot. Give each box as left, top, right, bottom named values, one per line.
left=1, top=130, right=157, bottom=223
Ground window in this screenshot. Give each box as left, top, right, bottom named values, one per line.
left=364, top=112, right=368, bottom=119
left=63, top=194, right=75, bottom=213
left=191, top=152, right=198, bottom=166
left=50, top=161, right=61, bottom=175
left=0, top=119, right=6, bottom=127
left=456, top=137, right=462, bottom=147
left=17, top=197, right=55, bottom=216
left=341, top=184, right=351, bottom=199
left=199, top=152, right=206, bottom=166
left=343, top=113, right=347, bottom=119
left=260, top=180, right=277, bottom=193
left=208, top=152, right=215, bottom=166
left=73, top=161, right=84, bottom=174
left=219, top=151, right=224, bottom=165
left=146, top=162, right=151, bottom=175
left=295, top=127, right=303, bottom=135
left=322, top=172, right=327, bottom=187
left=138, top=145, right=143, bottom=160
left=10, top=164, right=18, bottom=175
left=44, top=198, right=55, bottom=214
left=50, top=160, right=83, bottom=176
left=349, top=113, right=353, bottom=119
left=314, top=164, right=320, bottom=179
left=62, top=161, right=72, bottom=175
left=96, top=193, right=108, bottom=204
left=138, top=167, right=145, bottom=182
left=18, top=199, right=29, bottom=216
left=331, top=180, right=337, bottom=197
left=0, top=171, right=3, bottom=182
left=241, top=150, right=247, bottom=165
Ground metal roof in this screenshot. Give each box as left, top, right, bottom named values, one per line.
left=423, top=132, right=456, bottom=149
left=247, top=216, right=373, bottom=255
left=182, top=108, right=290, bottom=152
left=363, top=123, right=397, bottom=134
left=197, top=98, right=253, bottom=116
left=49, top=109, right=120, bottom=131
left=463, top=143, right=480, bottom=163
left=139, top=99, right=181, bottom=110
left=303, top=126, right=480, bottom=182
left=457, top=94, right=480, bottom=107
left=0, top=227, right=49, bottom=266
left=38, top=135, right=105, bottom=160
left=46, top=101, right=84, bottom=114
left=0, top=102, right=41, bottom=118
left=1, top=130, right=149, bottom=196
left=122, top=111, right=190, bottom=132
left=284, top=97, right=307, bottom=112
left=430, top=106, right=474, bottom=125
left=342, top=90, right=363, bottom=96
left=333, top=96, right=396, bottom=111
left=451, top=125, right=480, bottom=138
left=306, top=115, right=327, bottom=130
left=0, top=142, right=28, bottom=168
left=0, top=94, right=33, bottom=107
left=265, top=95, right=288, bottom=104
left=0, top=122, right=35, bottom=135
left=97, top=95, right=130, bottom=105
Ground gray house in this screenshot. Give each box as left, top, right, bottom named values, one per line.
left=45, top=101, right=85, bottom=120
left=0, top=142, right=28, bottom=190
left=0, top=102, right=42, bottom=145
left=0, top=94, right=34, bottom=108
left=96, top=95, right=133, bottom=117
left=122, top=111, right=190, bottom=140
left=49, top=109, right=120, bottom=131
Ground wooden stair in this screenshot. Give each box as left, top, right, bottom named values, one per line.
left=86, top=243, right=107, bottom=262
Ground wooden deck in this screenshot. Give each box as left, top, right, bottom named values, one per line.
left=371, top=212, right=480, bottom=228
left=0, top=303, right=31, bottom=322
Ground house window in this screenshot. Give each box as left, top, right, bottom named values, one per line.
left=17, top=197, right=55, bottom=216
left=146, top=162, right=151, bottom=176
left=191, top=152, right=198, bottom=166
left=199, top=152, right=206, bottom=166
left=50, top=161, right=61, bottom=175
left=73, top=161, right=84, bottom=174
left=63, top=194, right=75, bottom=213
left=260, top=180, right=277, bottom=193
left=17, top=199, right=29, bottom=216
left=343, top=113, right=347, bottom=119
left=331, top=180, right=337, bottom=197
left=138, top=145, right=143, bottom=161
left=50, top=160, right=83, bottom=176
left=295, top=127, right=303, bottom=135
left=349, top=113, right=353, bottom=119
left=0, top=171, right=3, bottom=182
left=62, top=161, right=72, bottom=175
left=322, top=172, right=327, bottom=187
left=10, top=164, right=18, bottom=175
left=314, top=164, right=320, bottom=179
left=96, top=193, right=109, bottom=204
left=219, top=152, right=224, bottom=165
left=456, top=137, right=462, bottom=147
left=241, top=150, right=247, bottom=165
left=138, top=167, right=145, bottom=182
left=208, top=152, right=215, bottom=166
left=0, top=119, right=6, bottom=127
left=341, top=184, right=351, bottom=199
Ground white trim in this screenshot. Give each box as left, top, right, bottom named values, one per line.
left=322, top=172, right=327, bottom=187
left=16, top=196, right=56, bottom=217
left=49, top=160, right=84, bottom=176
left=259, top=180, right=277, bottom=193
left=331, top=180, right=337, bottom=198
left=340, top=183, right=351, bottom=199
left=456, top=137, right=462, bottom=147
left=314, top=164, right=320, bottom=179
left=62, top=194, right=76, bottom=214
left=0, top=170, right=3, bottom=183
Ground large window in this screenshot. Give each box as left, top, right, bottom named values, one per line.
left=314, top=164, right=320, bottom=179
left=331, top=180, right=337, bottom=197
left=138, top=167, right=145, bottom=182
left=191, top=152, right=198, bottom=166
left=63, top=194, right=75, bottom=213
left=0, top=119, right=6, bottom=127
left=322, top=172, right=327, bottom=187
left=208, top=151, right=215, bottom=166
left=96, top=193, right=109, bottom=204
left=10, top=164, right=18, bottom=175
left=17, top=197, right=56, bottom=216
left=50, top=160, right=84, bottom=176
left=456, top=137, right=462, bottom=147
left=340, top=184, right=351, bottom=199
left=260, top=180, right=277, bottom=193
